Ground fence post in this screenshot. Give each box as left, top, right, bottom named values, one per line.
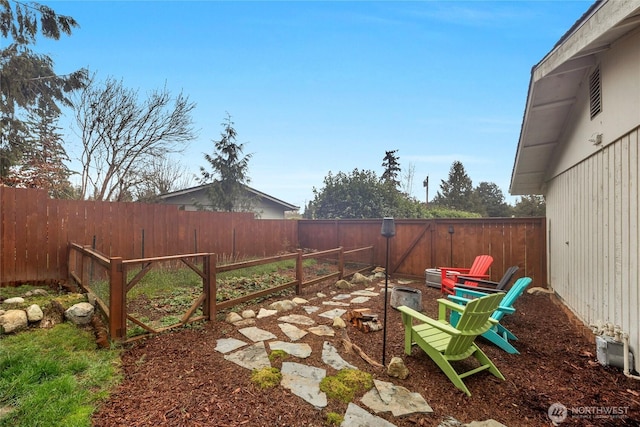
left=296, top=249, right=303, bottom=294
left=204, top=254, right=217, bottom=320
left=338, top=246, right=344, bottom=280
left=109, top=257, right=126, bottom=341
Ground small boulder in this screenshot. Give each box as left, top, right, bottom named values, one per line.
left=24, top=289, right=49, bottom=297
left=3, top=297, right=25, bottom=305
left=268, top=300, right=297, bottom=312
left=332, top=317, right=346, bottom=328
left=335, top=279, right=354, bottom=290
left=64, top=302, right=94, bottom=325
left=387, top=356, right=409, bottom=379
left=351, top=272, right=372, bottom=285
left=241, top=309, right=256, bottom=319
left=225, top=312, right=243, bottom=324
left=291, top=297, right=308, bottom=305
left=0, top=309, right=28, bottom=334
left=26, top=304, right=44, bottom=322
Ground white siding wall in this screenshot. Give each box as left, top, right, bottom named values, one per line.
left=548, top=28, right=640, bottom=180
left=546, top=127, right=640, bottom=372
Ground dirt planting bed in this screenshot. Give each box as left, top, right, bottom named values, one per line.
left=92, top=276, right=640, bottom=427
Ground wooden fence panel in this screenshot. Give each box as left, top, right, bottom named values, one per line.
left=1, top=187, right=546, bottom=286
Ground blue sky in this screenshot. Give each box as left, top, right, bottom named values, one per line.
left=39, top=0, right=593, bottom=210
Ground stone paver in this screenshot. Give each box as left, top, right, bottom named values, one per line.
left=341, top=403, right=397, bottom=427
left=278, top=323, right=308, bottom=341
left=323, top=301, right=351, bottom=306
left=303, top=306, right=320, bottom=314
left=278, top=314, right=315, bottom=325
left=223, top=341, right=271, bottom=371
left=214, top=338, right=248, bottom=353
left=350, top=296, right=370, bottom=304
left=307, top=325, right=335, bottom=337
left=238, top=326, right=278, bottom=342
left=351, top=290, right=379, bottom=296
left=280, top=362, right=327, bottom=409
left=333, top=294, right=352, bottom=300
left=322, top=341, right=357, bottom=370
left=269, top=341, right=312, bottom=358
left=360, top=379, right=432, bottom=417
left=257, top=308, right=278, bottom=318
left=318, top=308, right=347, bottom=319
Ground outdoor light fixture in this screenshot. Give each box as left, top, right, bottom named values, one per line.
left=381, top=217, right=395, bottom=366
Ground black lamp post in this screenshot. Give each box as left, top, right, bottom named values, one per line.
left=448, top=225, right=455, bottom=265
left=381, top=217, right=395, bottom=366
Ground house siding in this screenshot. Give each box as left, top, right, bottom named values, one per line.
left=548, top=27, right=640, bottom=181
left=546, top=127, right=640, bottom=372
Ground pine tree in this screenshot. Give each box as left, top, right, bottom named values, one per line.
left=432, top=161, right=476, bottom=212
left=198, top=113, right=253, bottom=212
left=381, top=150, right=401, bottom=188
left=5, top=104, right=75, bottom=198
left=1, top=1, right=86, bottom=179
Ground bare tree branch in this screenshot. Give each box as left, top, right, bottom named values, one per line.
left=73, top=75, right=197, bottom=200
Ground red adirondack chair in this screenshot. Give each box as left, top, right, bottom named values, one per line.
left=439, top=255, right=493, bottom=295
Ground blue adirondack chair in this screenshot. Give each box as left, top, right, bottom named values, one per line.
left=448, top=277, right=533, bottom=354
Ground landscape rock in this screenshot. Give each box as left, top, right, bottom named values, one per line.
left=64, top=302, right=94, bottom=325
left=3, top=297, right=25, bottom=305
left=241, top=309, right=256, bottom=319
left=335, top=279, right=354, bottom=290
left=0, top=309, right=28, bottom=334
left=24, top=289, right=49, bottom=297
left=291, top=297, right=308, bottom=305
left=351, top=272, right=372, bottom=285
left=225, top=312, right=243, bottom=323
left=268, top=300, right=297, bottom=312
left=387, top=357, right=409, bottom=379
left=26, top=304, right=44, bottom=322
left=332, top=316, right=346, bottom=328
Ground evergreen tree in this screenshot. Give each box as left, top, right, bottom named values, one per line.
left=512, top=195, right=546, bottom=217
left=381, top=149, right=401, bottom=188
left=474, top=181, right=512, bottom=217
left=1, top=1, right=86, bottom=179
left=432, top=161, right=476, bottom=211
left=5, top=103, right=74, bottom=198
left=198, top=113, right=253, bottom=212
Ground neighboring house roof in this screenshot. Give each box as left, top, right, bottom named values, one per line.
left=157, top=184, right=299, bottom=211
left=510, top=0, right=640, bottom=195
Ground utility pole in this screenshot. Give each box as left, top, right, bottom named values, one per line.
left=423, top=176, right=429, bottom=207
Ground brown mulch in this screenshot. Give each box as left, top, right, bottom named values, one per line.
left=91, top=277, right=640, bottom=427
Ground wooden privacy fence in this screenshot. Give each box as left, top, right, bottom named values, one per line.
left=1, top=187, right=546, bottom=287
left=1, top=187, right=298, bottom=285
left=298, top=218, right=547, bottom=286
left=68, top=242, right=374, bottom=341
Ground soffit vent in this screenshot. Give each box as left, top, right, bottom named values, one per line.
left=589, top=67, right=602, bottom=119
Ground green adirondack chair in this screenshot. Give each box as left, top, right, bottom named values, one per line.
left=397, top=292, right=506, bottom=396
left=449, top=277, right=533, bottom=354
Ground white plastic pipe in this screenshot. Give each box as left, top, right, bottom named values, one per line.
left=622, top=333, right=640, bottom=380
